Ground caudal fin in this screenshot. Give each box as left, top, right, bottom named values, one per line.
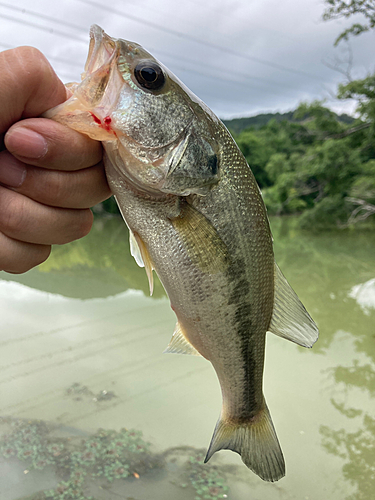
left=204, top=404, right=285, bottom=482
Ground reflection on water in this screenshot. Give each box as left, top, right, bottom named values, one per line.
left=0, top=216, right=165, bottom=300
left=349, top=279, right=375, bottom=315
left=1, top=216, right=375, bottom=499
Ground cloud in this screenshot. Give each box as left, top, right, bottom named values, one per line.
left=1, top=0, right=373, bottom=118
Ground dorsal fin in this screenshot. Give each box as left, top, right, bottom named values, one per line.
left=164, top=321, right=202, bottom=356
left=268, top=262, right=319, bottom=348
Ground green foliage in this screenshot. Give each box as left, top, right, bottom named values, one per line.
left=229, top=0, right=375, bottom=229
left=234, top=95, right=375, bottom=229
left=322, top=0, right=375, bottom=45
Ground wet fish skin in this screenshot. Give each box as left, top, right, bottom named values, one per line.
left=45, top=25, right=319, bottom=482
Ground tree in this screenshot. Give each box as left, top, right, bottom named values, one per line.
left=323, top=0, right=375, bottom=45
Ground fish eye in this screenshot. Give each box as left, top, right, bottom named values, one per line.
left=134, top=61, right=165, bottom=91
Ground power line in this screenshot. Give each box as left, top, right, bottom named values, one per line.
left=0, top=2, right=85, bottom=32
left=0, top=6, right=299, bottom=97
left=0, top=13, right=86, bottom=43
left=155, top=47, right=294, bottom=92
left=0, top=42, right=83, bottom=71
left=77, top=0, right=321, bottom=80
left=0, top=4, right=320, bottom=101
left=165, top=60, right=284, bottom=98
left=0, top=1, right=315, bottom=93
left=184, top=0, right=298, bottom=42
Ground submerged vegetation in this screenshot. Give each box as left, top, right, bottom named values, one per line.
left=0, top=417, right=229, bottom=500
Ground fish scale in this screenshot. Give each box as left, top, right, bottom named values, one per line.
left=44, top=24, right=319, bottom=482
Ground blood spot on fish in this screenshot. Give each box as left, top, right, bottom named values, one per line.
left=90, top=113, right=113, bottom=132
left=103, top=116, right=112, bottom=131
left=90, top=112, right=101, bottom=125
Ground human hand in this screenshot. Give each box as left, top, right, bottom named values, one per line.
left=0, top=46, right=111, bottom=273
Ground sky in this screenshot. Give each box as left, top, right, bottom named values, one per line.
left=0, top=0, right=373, bottom=119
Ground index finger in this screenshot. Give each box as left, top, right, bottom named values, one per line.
left=0, top=46, right=67, bottom=133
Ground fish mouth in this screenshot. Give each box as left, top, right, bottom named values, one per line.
left=84, top=24, right=118, bottom=78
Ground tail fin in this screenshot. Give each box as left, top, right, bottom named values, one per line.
left=204, top=404, right=285, bottom=482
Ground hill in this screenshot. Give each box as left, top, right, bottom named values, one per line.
left=222, top=110, right=354, bottom=135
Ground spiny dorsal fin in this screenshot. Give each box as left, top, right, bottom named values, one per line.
left=164, top=321, right=202, bottom=356
left=129, top=230, right=154, bottom=296
left=268, top=262, right=319, bottom=348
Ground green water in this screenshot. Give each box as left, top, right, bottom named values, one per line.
left=0, top=216, right=374, bottom=500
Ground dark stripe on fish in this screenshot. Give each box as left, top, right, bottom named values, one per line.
left=227, top=257, right=264, bottom=419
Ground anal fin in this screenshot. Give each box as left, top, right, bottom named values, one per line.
left=268, top=262, right=319, bottom=348
left=164, top=321, right=202, bottom=356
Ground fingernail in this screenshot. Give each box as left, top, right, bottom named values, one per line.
left=0, top=151, right=27, bottom=187
left=5, top=127, right=48, bottom=159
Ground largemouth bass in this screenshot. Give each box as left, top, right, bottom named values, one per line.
left=45, top=25, right=319, bottom=482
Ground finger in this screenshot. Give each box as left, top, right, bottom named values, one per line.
left=0, top=232, right=51, bottom=273
left=0, top=185, right=93, bottom=245
left=0, top=47, right=67, bottom=133
left=5, top=118, right=103, bottom=171
left=0, top=151, right=111, bottom=208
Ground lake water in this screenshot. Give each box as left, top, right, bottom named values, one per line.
left=1, top=216, right=374, bottom=500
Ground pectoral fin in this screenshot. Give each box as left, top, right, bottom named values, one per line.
left=268, top=262, right=319, bottom=348
left=129, top=231, right=154, bottom=296
left=164, top=321, right=202, bottom=356
left=171, top=202, right=229, bottom=274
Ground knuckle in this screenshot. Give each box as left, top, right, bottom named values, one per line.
left=0, top=233, right=51, bottom=273
left=43, top=173, right=67, bottom=204
left=6, top=47, right=48, bottom=84
left=57, top=209, right=93, bottom=244
left=7, top=247, right=50, bottom=274
left=76, top=209, right=93, bottom=238
left=18, top=46, right=50, bottom=77
left=0, top=193, right=28, bottom=239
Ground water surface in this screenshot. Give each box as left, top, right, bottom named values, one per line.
left=1, top=216, right=374, bottom=499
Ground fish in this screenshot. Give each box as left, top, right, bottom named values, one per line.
left=44, top=25, right=319, bottom=482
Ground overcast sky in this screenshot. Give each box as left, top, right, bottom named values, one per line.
left=0, top=0, right=373, bottom=118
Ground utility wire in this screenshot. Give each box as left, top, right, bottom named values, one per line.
left=166, top=60, right=284, bottom=98
left=155, top=47, right=294, bottom=92
left=0, top=42, right=83, bottom=71
left=0, top=8, right=300, bottom=97
left=0, top=13, right=86, bottom=43
left=77, top=0, right=320, bottom=80
left=0, top=2, right=84, bottom=32
left=0, top=2, right=311, bottom=94
left=184, top=0, right=299, bottom=42
left=0, top=40, right=281, bottom=96
left=0, top=4, right=320, bottom=100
